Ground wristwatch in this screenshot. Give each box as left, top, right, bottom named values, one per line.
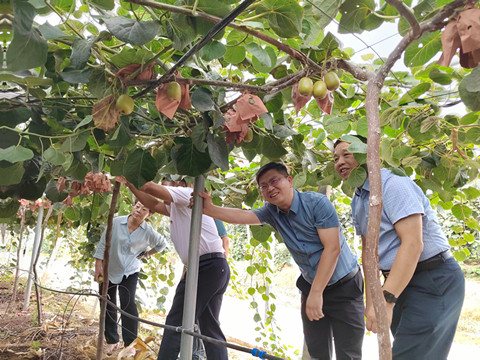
left=383, top=290, right=398, bottom=304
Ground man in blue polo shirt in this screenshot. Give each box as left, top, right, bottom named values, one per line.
left=197, top=162, right=364, bottom=360
left=334, top=139, right=465, bottom=359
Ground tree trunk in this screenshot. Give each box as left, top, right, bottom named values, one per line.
left=365, top=79, right=392, bottom=360
left=96, top=181, right=121, bottom=360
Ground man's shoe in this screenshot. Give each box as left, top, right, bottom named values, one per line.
left=105, top=343, right=118, bottom=355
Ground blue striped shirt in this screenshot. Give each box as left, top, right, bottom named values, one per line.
left=351, top=168, right=450, bottom=270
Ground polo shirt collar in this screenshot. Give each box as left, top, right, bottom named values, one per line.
left=276, top=189, right=299, bottom=214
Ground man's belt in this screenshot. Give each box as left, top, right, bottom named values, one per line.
left=382, top=250, right=453, bottom=278
left=326, top=265, right=360, bottom=290
left=199, top=252, right=226, bottom=262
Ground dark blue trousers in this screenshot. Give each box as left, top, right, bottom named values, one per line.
left=157, top=257, right=230, bottom=360
left=391, top=258, right=465, bottom=360
left=299, top=270, right=365, bottom=360
left=103, top=272, right=139, bottom=346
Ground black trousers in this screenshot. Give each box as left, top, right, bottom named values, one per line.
left=103, top=272, right=139, bottom=346
left=157, top=257, right=230, bottom=360
left=299, top=270, right=365, bottom=360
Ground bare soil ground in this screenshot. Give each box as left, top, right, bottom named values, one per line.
left=0, top=278, right=255, bottom=360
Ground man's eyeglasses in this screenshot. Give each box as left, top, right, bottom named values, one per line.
left=259, top=177, right=282, bottom=192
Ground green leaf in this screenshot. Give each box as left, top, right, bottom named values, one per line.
left=124, top=148, right=158, bottom=189
left=110, top=47, right=152, bottom=68
left=63, top=159, right=89, bottom=180
left=338, top=0, right=375, bottom=34
left=88, top=69, right=108, bottom=98
left=70, top=37, right=95, bottom=69
left=292, top=172, right=306, bottom=188
left=38, top=22, right=68, bottom=40
left=324, top=116, right=350, bottom=134
left=464, top=66, right=480, bottom=92
left=0, top=146, right=34, bottom=163
left=166, top=16, right=196, bottom=50
left=453, top=249, right=467, bottom=262
left=309, top=0, right=345, bottom=29
left=44, top=147, right=66, bottom=166
left=91, top=0, right=114, bottom=10
left=398, top=83, right=431, bottom=105
left=207, top=134, right=229, bottom=172
left=250, top=224, right=272, bottom=242
left=451, top=204, right=472, bottom=221
left=60, top=68, right=93, bottom=84
left=44, top=180, right=69, bottom=203
left=404, top=31, right=441, bottom=67
left=460, top=112, right=478, bottom=125
left=172, top=138, right=213, bottom=177
left=317, top=31, right=341, bottom=53
left=252, top=46, right=277, bottom=73
left=463, top=187, right=480, bottom=200
left=60, top=132, right=91, bottom=152
left=428, top=68, right=452, bottom=85
left=347, top=142, right=367, bottom=154
left=191, top=88, right=217, bottom=112
left=104, top=17, right=160, bottom=46
left=459, top=76, right=480, bottom=112
left=261, top=137, right=287, bottom=160
left=15, top=177, right=46, bottom=201
left=223, top=45, right=246, bottom=64
left=466, top=126, right=480, bottom=144
left=0, top=199, right=20, bottom=219
left=0, top=163, right=25, bottom=186
left=256, top=0, right=304, bottom=38
left=344, top=166, right=366, bottom=188
left=64, top=207, right=81, bottom=221
left=6, top=0, right=48, bottom=71
left=246, top=43, right=272, bottom=69
left=74, top=115, right=93, bottom=131
left=199, top=41, right=226, bottom=61
left=419, top=116, right=440, bottom=133
left=465, top=217, right=480, bottom=230
left=393, top=146, right=413, bottom=159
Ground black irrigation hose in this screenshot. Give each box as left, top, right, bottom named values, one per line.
left=20, top=272, right=285, bottom=360
left=134, top=0, right=256, bottom=99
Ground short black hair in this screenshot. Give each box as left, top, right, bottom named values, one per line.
left=256, top=162, right=289, bottom=183
left=333, top=135, right=367, bottom=149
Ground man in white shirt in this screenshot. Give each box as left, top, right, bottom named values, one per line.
left=122, top=179, right=230, bottom=360
left=94, top=201, right=167, bottom=356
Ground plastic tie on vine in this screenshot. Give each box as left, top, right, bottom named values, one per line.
left=251, top=348, right=267, bottom=359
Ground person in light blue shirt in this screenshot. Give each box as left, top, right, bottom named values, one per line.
left=334, top=139, right=465, bottom=359
left=197, top=162, right=364, bottom=360
left=94, top=201, right=167, bottom=356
